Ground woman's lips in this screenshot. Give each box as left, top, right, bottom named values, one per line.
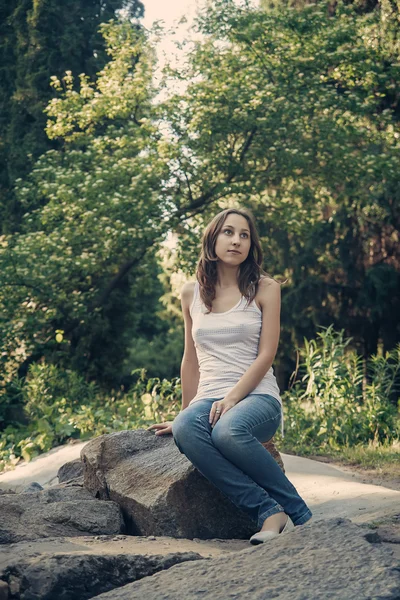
left=228, top=250, right=241, bottom=254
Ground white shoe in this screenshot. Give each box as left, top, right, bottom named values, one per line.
left=249, top=515, right=294, bottom=545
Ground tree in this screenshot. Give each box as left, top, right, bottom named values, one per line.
left=0, top=21, right=171, bottom=405
left=165, top=0, right=400, bottom=374
left=0, top=0, right=144, bottom=233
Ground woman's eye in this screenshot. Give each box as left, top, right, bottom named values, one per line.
left=224, top=229, right=249, bottom=238
left=223, top=229, right=248, bottom=238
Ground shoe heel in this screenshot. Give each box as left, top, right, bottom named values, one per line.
left=280, top=516, right=294, bottom=534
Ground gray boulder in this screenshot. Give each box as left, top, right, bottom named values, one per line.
left=20, top=482, right=44, bottom=494
left=0, top=580, right=8, bottom=600
left=81, top=430, right=260, bottom=540
left=1, top=550, right=202, bottom=600
left=0, top=486, right=124, bottom=544
left=57, top=457, right=84, bottom=486
left=262, top=438, right=285, bottom=472
left=91, top=518, right=400, bottom=600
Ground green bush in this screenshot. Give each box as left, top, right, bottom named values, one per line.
left=278, top=325, right=400, bottom=451
left=0, top=363, right=181, bottom=472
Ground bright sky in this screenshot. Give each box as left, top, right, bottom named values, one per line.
left=139, top=0, right=206, bottom=83
left=139, top=0, right=259, bottom=82
left=141, top=0, right=200, bottom=30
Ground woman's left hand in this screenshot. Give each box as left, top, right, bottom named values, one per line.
left=209, top=397, right=238, bottom=428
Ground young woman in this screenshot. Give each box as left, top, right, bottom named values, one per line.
left=148, top=207, right=312, bottom=544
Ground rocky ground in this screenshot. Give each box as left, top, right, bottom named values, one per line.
left=0, top=431, right=398, bottom=599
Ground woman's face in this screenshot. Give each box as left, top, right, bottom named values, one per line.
left=214, top=213, right=251, bottom=265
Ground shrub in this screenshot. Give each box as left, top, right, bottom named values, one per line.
left=278, top=325, right=400, bottom=450
left=0, top=363, right=181, bottom=471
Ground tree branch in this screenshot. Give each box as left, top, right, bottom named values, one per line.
left=175, top=126, right=258, bottom=218
left=96, top=244, right=152, bottom=307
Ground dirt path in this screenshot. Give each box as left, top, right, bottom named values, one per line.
left=304, top=455, right=400, bottom=493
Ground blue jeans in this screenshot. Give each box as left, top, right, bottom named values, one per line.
left=172, top=393, right=312, bottom=530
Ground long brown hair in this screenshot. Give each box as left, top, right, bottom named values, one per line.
left=195, top=208, right=286, bottom=314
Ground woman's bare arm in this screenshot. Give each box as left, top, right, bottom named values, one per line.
left=147, top=281, right=199, bottom=435
left=180, top=282, right=200, bottom=410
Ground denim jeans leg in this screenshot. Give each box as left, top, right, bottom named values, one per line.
left=210, top=393, right=313, bottom=526
left=172, top=398, right=284, bottom=528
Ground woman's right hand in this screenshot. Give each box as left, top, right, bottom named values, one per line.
left=147, top=421, right=174, bottom=436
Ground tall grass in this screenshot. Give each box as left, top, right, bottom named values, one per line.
left=277, top=325, right=400, bottom=452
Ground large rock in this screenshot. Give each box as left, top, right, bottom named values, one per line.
left=1, top=520, right=399, bottom=600
left=81, top=430, right=266, bottom=539
left=0, top=580, right=8, bottom=600
left=262, top=438, right=285, bottom=471
left=0, top=486, right=124, bottom=544
left=91, top=519, right=400, bottom=600
left=1, top=549, right=202, bottom=600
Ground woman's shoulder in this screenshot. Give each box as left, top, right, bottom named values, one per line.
left=180, top=281, right=197, bottom=309
left=254, top=277, right=280, bottom=311
left=181, top=280, right=196, bottom=295
left=258, top=275, right=280, bottom=289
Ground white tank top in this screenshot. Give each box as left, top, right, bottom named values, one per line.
left=189, top=280, right=284, bottom=437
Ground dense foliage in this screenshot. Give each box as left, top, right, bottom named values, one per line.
left=0, top=0, right=144, bottom=232
left=0, top=365, right=181, bottom=469
left=278, top=325, right=400, bottom=450
left=0, top=22, right=175, bottom=422
left=168, top=0, right=400, bottom=369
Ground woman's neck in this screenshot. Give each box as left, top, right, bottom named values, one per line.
left=215, top=266, right=240, bottom=289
